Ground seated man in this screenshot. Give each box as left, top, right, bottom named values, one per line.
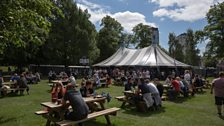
left=167, top=77, right=180, bottom=100
left=124, top=78, right=134, bottom=91
left=146, top=79, right=162, bottom=108
left=69, top=73, right=76, bottom=87
left=136, top=78, right=154, bottom=109
left=10, top=73, right=20, bottom=88
left=62, top=84, right=89, bottom=126
left=154, top=78, right=164, bottom=97
left=19, top=73, right=29, bottom=95
left=80, top=81, right=94, bottom=97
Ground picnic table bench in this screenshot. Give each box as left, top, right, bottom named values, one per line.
left=115, top=96, right=127, bottom=108
left=195, top=86, right=203, bottom=92
left=115, top=91, right=136, bottom=108
left=36, top=96, right=120, bottom=126
left=100, top=78, right=107, bottom=87
left=56, top=107, right=120, bottom=126
left=1, top=82, right=28, bottom=96
left=115, top=91, right=150, bottom=112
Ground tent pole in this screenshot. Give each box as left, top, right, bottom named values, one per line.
left=153, top=44, right=160, bottom=78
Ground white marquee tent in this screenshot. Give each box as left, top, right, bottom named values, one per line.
left=93, top=45, right=190, bottom=67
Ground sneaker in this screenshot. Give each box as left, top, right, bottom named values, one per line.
left=101, top=92, right=106, bottom=97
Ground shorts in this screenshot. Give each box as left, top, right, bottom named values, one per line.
left=215, top=96, right=224, bottom=105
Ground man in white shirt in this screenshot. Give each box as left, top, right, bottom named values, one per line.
left=146, top=79, right=162, bottom=107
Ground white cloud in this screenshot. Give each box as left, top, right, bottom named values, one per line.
left=113, top=11, right=156, bottom=32
left=150, top=0, right=224, bottom=22
left=76, top=0, right=110, bottom=24
left=76, top=0, right=156, bottom=33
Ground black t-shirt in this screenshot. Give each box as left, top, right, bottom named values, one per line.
left=121, top=76, right=127, bottom=81
left=0, top=77, right=2, bottom=87
left=125, top=83, right=132, bottom=91
left=64, top=90, right=89, bottom=116
left=138, top=83, right=150, bottom=94
left=195, top=78, right=202, bottom=87
left=80, top=87, right=94, bottom=97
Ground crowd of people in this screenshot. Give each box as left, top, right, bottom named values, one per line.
left=0, top=72, right=41, bottom=96
left=49, top=77, right=113, bottom=126
left=1, top=67, right=223, bottom=119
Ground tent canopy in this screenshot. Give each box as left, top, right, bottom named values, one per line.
left=93, top=45, right=190, bottom=67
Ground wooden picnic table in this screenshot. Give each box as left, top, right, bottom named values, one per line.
left=163, top=84, right=172, bottom=93
left=2, top=81, right=18, bottom=91
left=2, top=81, right=16, bottom=86
left=40, top=96, right=107, bottom=126
left=50, top=79, right=69, bottom=85
left=115, top=90, right=136, bottom=108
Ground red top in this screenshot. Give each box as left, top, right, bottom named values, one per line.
left=172, top=80, right=180, bottom=92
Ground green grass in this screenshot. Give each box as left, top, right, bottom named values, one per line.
left=0, top=80, right=223, bottom=126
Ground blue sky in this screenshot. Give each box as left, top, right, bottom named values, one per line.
left=75, top=0, right=224, bottom=54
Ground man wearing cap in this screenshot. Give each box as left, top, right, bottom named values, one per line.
left=62, top=83, right=89, bottom=126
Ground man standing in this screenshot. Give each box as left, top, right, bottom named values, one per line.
left=62, top=84, right=89, bottom=126
left=211, top=72, right=224, bottom=117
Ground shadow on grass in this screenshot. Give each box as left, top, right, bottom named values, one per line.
left=165, top=92, right=205, bottom=104
left=219, top=116, right=224, bottom=120
left=0, top=116, right=16, bottom=125
left=121, top=105, right=166, bottom=117
left=0, top=92, right=26, bottom=98
left=84, top=120, right=116, bottom=126
left=195, top=90, right=207, bottom=94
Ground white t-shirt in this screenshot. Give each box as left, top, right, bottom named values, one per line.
left=147, top=83, right=159, bottom=94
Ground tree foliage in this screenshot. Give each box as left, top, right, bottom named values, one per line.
left=120, top=33, right=133, bottom=48
left=185, top=29, right=200, bottom=66
left=37, top=0, right=99, bottom=65
left=97, top=15, right=123, bottom=61
left=0, top=0, right=60, bottom=66
left=132, top=23, right=152, bottom=48
left=168, top=33, right=184, bottom=62
left=202, top=2, right=224, bottom=66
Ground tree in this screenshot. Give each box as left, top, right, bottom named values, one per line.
left=97, top=15, right=123, bottom=61
left=120, top=33, right=133, bottom=48
left=203, top=2, right=224, bottom=66
left=41, top=0, right=99, bottom=65
left=185, top=29, right=200, bottom=66
left=132, top=23, right=152, bottom=48
left=168, top=33, right=184, bottom=62
left=0, top=0, right=60, bottom=68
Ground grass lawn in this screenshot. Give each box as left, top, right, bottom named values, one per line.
left=0, top=80, right=223, bottom=126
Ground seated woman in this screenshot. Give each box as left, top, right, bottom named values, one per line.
left=51, top=82, right=65, bottom=102
left=106, top=74, right=112, bottom=87
left=124, top=78, right=134, bottom=91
